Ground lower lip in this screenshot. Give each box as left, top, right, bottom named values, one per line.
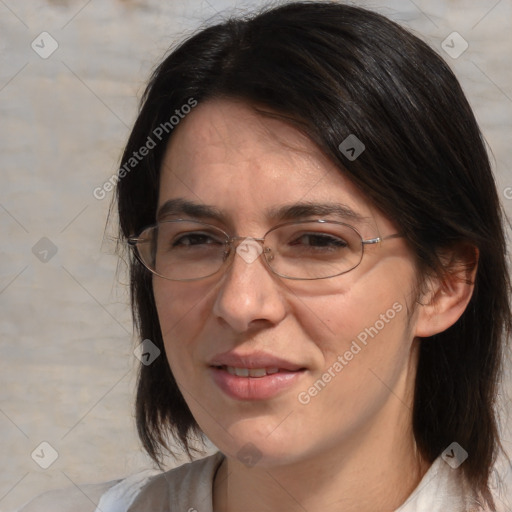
left=209, top=367, right=306, bottom=401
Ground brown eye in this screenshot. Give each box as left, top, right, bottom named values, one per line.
left=172, top=232, right=221, bottom=247
left=290, top=233, right=349, bottom=249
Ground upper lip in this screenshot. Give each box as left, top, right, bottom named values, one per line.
left=209, top=351, right=305, bottom=371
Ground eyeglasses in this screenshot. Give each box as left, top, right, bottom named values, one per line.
left=127, top=218, right=402, bottom=281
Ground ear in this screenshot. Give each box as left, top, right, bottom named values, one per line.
left=414, top=244, right=479, bottom=338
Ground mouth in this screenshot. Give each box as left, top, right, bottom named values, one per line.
left=213, top=365, right=303, bottom=377
left=209, top=364, right=307, bottom=401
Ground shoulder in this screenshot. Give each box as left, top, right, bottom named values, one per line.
left=15, top=479, right=120, bottom=512
left=16, top=454, right=224, bottom=512
left=127, top=451, right=225, bottom=511
left=396, top=456, right=494, bottom=512
left=18, top=452, right=225, bottom=512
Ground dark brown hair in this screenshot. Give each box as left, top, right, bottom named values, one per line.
left=115, top=2, right=511, bottom=508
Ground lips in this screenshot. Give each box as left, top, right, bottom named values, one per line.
left=209, top=351, right=305, bottom=372
left=208, top=351, right=307, bottom=400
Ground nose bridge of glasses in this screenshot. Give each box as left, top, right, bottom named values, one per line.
left=226, top=235, right=266, bottom=253
left=229, top=235, right=266, bottom=245
left=229, top=236, right=270, bottom=266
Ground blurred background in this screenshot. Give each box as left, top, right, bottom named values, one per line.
left=1, top=0, right=511, bottom=510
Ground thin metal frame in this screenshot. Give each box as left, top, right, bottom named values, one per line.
left=128, top=218, right=403, bottom=281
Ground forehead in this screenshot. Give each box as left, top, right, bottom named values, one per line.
left=162, top=99, right=332, bottom=185
left=158, top=99, right=391, bottom=233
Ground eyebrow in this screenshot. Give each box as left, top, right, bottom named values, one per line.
left=156, top=198, right=369, bottom=225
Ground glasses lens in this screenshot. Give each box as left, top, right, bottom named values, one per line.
left=135, top=220, right=228, bottom=280
left=265, top=221, right=363, bottom=279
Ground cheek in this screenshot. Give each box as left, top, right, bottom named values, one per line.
left=291, top=265, right=417, bottom=409
left=292, top=295, right=413, bottom=437
left=153, top=278, right=213, bottom=334
left=291, top=272, right=411, bottom=351
left=153, top=279, right=214, bottom=374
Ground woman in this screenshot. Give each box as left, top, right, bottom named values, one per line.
left=18, top=1, right=511, bottom=511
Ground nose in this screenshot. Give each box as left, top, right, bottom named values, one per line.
left=212, top=237, right=287, bottom=333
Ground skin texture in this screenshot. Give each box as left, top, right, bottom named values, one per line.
left=152, top=99, right=476, bottom=512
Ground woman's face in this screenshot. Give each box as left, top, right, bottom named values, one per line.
left=153, top=98, right=423, bottom=466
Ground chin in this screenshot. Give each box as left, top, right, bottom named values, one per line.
left=208, top=426, right=310, bottom=468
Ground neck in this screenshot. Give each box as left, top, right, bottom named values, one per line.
left=214, top=428, right=428, bottom=512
